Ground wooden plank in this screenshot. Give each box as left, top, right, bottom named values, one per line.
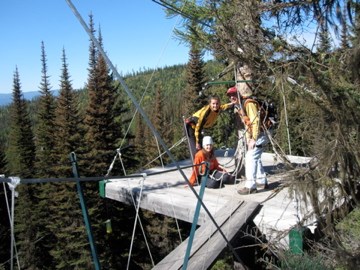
left=104, top=172, right=233, bottom=224
left=153, top=200, right=261, bottom=270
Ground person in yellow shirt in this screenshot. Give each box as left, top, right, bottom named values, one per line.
left=231, top=65, right=270, bottom=195
left=184, top=95, right=233, bottom=158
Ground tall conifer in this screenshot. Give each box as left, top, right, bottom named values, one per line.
left=53, top=48, right=84, bottom=177
left=6, top=68, right=40, bottom=269
left=183, top=39, right=207, bottom=116
left=35, top=41, right=56, bottom=177
left=48, top=48, right=91, bottom=269
left=340, top=4, right=350, bottom=49
left=6, top=67, right=36, bottom=177
left=32, top=41, right=57, bottom=267
left=82, top=19, right=135, bottom=268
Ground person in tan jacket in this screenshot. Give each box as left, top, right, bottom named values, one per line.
left=230, top=65, right=270, bottom=195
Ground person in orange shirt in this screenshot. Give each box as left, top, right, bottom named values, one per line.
left=189, top=136, right=235, bottom=188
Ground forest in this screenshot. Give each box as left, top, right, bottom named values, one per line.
left=1, top=0, right=360, bottom=269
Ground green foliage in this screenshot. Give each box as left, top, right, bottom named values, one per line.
left=336, top=207, right=360, bottom=252
left=279, top=251, right=333, bottom=270
left=35, top=42, right=57, bottom=178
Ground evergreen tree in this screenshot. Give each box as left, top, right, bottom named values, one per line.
left=82, top=20, right=136, bottom=268
left=6, top=67, right=36, bottom=177
left=32, top=41, right=57, bottom=268
left=183, top=39, right=207, bottom=116
left=134, top=113, right=146, bottom=167
left=48, top=48, right=92, bottom=269
left=83, top=28, right=119, bottom=176
left=35, top=41, right=57, bottom=177
left=348, top=2, right=360, bottom=83
left=53, top=48, right=84, bottom=178
left=145, top=83, right=169, bottom=167
left=340, top=4, right=350, bottom=49
left=111, top=86, right=138, bottom=176
left=6, top=68, right=40, bottom=269
left=317, top=21, right=332, bottom=62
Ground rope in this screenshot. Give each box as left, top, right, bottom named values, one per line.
left=105, top=149, right=121, bottom=177
left=124, top=173, right=155, bottom=268
left=141, top=136, right=186, bottom=169
left=127, top=174, right=147, bottom=269
left=7, top=177, right=20, bottom=270
left=116, top=0, right=185, bottom=153
left=165, top=182, right=183, bottom=242
left=106, top=150, right=156, bottom=267
left=154, top=136, right=165, bottom=168
left=2, top=181, right=20, bottom=270
left=281, top=78, right=292, bottom=155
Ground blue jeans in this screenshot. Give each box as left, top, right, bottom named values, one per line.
left=244, top=131, right=270, bottom=189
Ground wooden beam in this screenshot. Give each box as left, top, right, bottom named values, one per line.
left=153, top=200, right=262, bottom=270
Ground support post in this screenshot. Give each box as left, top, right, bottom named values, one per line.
left=183, top=162, right=210, bottom=269
left=70, top=152, right=101, bottom=270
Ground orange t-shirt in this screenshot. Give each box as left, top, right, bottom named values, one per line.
left=189, top=150, right=223, bottom=186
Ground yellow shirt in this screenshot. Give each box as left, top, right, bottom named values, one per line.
left=244, top=100, right=260, bottom=141
left=192, top=103, right=232, bottom=143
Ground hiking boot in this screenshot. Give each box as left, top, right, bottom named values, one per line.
left=257, top=182, right=269, bottom=189
left=237, top=187, right=257, bottom=195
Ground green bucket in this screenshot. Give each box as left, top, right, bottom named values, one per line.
left=289, top=227, right=304, bottom=254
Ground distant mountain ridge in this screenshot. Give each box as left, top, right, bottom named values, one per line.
left=0, top=90, right=59, bottom=107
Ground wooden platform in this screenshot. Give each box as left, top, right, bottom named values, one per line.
left=102, top=156, right=246, bottom=225
left=101, top=150, right=313, bottom=268
left=153, top=200, right=261, bottom=270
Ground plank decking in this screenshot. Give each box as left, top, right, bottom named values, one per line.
left=101, top=150, right=313, bottom=268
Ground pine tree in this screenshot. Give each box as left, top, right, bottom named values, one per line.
left=134, top=113, right=146, bottom=167
left=48, top=48, right=92, bottom=269
left=83, top=28, right=120, bottom=176
left=317, top=21, right=332, bottom=55
left=181, top=39, right=207, bottom=160
left=6, top=68, right=41, bottom=269
left=6, top=67, right=36, bottom=177
left=340, top=4, right=350, bottom=49
left=183, top=39, right=207, bottom=116
left=146, top=83, right=169, bottom=167
left=31, top=41, right=58, bottom=268
left=82, top=20, right=136, bottom=268
left=348, top=2, right=360, bottom=83
left=35, top=41, right=57, bottom=178
left=53, top=48, right=84, bottom=178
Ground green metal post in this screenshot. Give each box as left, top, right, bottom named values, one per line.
left=182, top=162, right=210, bottom=270
left=70, top=152, right=101, bottom=270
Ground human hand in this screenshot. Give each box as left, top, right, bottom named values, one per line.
left=247, top=139, right=256, bottom=150
left=196, top=143, right=201, bottom=150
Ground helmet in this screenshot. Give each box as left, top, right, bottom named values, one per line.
left=202, top=136, right=213, bottom=147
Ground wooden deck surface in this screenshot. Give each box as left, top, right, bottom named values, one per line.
left=102, top=150, right=313, bottom=268
left=104, top=149, right=240, bottom=224
left=153, top=200, right=261, bottom=270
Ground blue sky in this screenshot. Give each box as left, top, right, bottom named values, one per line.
left=0, top=0, right=203, bottom=94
